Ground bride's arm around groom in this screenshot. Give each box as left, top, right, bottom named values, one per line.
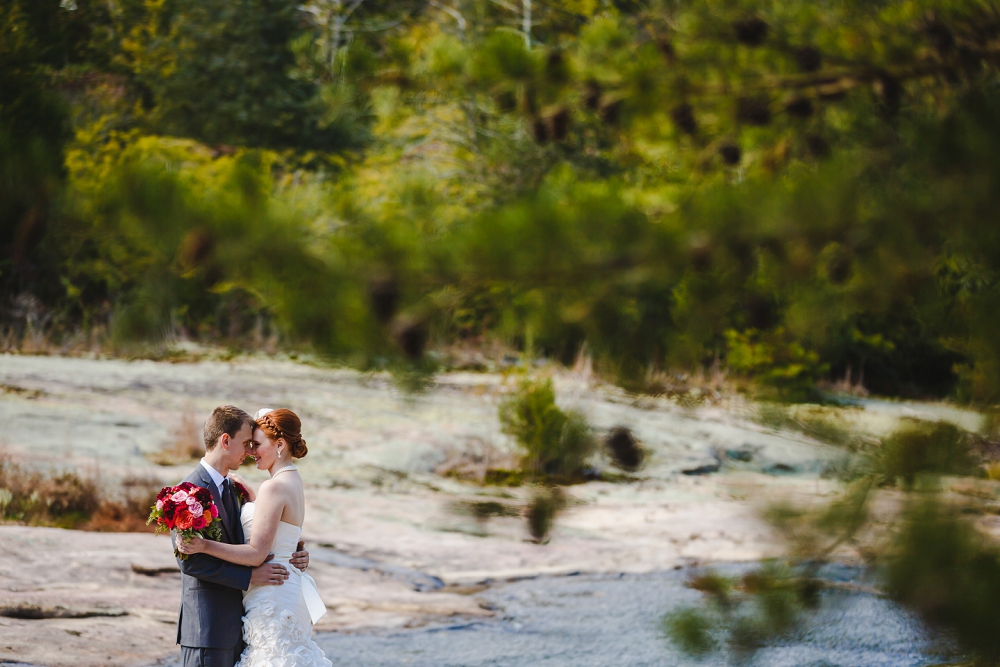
left=179, top=473, right=297, bottom=566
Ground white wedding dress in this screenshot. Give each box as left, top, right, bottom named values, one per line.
left=236, top=503, right=331, bottom=667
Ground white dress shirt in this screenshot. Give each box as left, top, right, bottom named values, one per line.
left=199, top=458, right=227, bottom=496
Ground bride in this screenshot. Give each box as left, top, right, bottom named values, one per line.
left=179, top=408, right=331, bottom=667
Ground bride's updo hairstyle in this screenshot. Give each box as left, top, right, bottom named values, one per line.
left=256, top=408, right=308, bottom=459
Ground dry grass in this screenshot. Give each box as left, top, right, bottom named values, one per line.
left=435, top=438, right=519, bottom=484
left=0, top=452, right=159, bottom=532
left=614, top=360, right=739, bottom=411
left=819, top=365, right=870, bottom=397
left=85, top=475, right=162, bottom=532
left=0, top=454, right=99, bottom=528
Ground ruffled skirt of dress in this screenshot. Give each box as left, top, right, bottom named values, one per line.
left=236, top=567, right=332, bottom=667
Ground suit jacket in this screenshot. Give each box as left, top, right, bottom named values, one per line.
left=174, top=464, right=252, bottom=649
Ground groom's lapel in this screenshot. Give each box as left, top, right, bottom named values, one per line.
left=194, top=465, right=232, bottom=543
left=232, top=487, right=245, bottom=544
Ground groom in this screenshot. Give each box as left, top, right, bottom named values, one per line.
left=174, top=405, right=311, bottom=667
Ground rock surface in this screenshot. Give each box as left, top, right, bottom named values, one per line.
left=0, top=353, right=974, bottom=666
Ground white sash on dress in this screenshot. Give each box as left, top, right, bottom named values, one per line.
left=298, top=568, right=327, bottom=624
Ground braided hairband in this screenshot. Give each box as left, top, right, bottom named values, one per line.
left=257, top=412, right=285, bottom=439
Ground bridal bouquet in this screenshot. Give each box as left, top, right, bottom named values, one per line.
left=147, top=482, right=222, bottom=560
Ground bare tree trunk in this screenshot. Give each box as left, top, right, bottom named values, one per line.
left=327, top=0, right=342, bottom=72
left=324, top=0, right=366, bottom=77
left=331, top=15, right=345, bottom=72
left=522, top=0, right=532, bottom=48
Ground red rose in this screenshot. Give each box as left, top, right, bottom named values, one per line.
left=232, top=482, right=249, bottom=504
left=193, top=516, right=207, bottom=530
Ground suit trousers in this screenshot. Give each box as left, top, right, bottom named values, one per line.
left=180, top=642, right=244, bottom=667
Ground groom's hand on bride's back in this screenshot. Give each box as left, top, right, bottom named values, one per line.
left=291, top=540, right=309, bottom=571
left=251, top=554, right=290, bottom=586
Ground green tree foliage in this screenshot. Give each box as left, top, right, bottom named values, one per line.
left=121, top=0, right=343, bottom=150
left=885, top=496, right=1000, bottom=663
left=0, top=1, right=69, bottom=314
left=59, top=137, right=369, bottom=351
left=321, top=0, right=1000, bottom=400
left=664, top=561, right=823, bottom=657
left=665, top=418, right=1000, bottom=664
left=10, top=0, right=1000, bottom=402
left=878, top=419, right=979, bottom=488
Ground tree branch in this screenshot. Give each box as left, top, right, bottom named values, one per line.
left=428, top=1, right=466, bottom=31
left=487, top=0, right=518, bottom=14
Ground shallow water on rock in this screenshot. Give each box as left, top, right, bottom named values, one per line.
left=309, top=569, right=950, bottom=667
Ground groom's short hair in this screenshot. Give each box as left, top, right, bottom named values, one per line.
left=204, top=405, right=253, bottom=450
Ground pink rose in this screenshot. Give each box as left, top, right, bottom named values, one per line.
left=170, top=490, right=189, bottom=503
left=210, top=505, right=219, bottom=518
left=193, top=516, right=207, bottom=530
left=189, top=502, right=204, bottom=517
left=156, top=499, right=164, bottom=510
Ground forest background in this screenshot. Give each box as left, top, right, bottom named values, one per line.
left=5, top=0, right=1000, bottom=405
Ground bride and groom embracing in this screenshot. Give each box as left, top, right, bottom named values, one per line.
left=172, top=404, right=331, bottom=667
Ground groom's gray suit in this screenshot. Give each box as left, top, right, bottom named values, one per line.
left=174, top=464, right=251, bottom=667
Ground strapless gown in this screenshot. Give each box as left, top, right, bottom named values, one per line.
left=236, top=503, right=331, bottom=667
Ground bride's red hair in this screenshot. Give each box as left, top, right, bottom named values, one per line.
left=256, top=409, right=308, bottom=458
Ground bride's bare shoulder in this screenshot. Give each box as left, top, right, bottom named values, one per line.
left=258, top=475, right=298, bottom=498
